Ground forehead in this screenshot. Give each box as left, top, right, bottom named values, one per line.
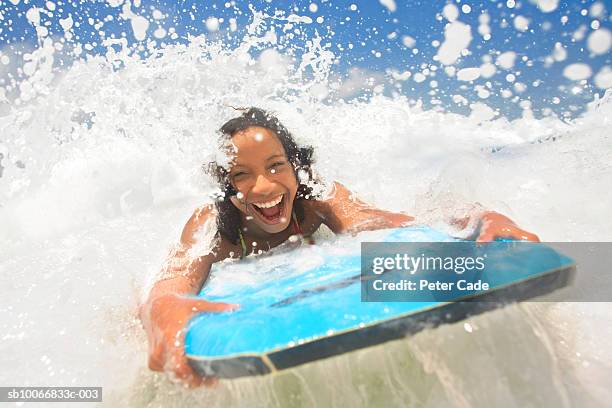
left=230, top=126, right=286, bottom=162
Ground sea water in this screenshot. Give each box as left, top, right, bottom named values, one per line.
left=0, top=3, right=611, bottom=408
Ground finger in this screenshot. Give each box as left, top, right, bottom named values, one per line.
left=479, top=224, right=521, bottom=242
left=166, top=336, right=221, bottom=388
left=191, top=299, right=240, bottom=313
left=179, top=370, right=220, bottom=389
left=476, top=229, right=495, bottom=243
left=147, top=338, right=166, bottom=370
left=179, top=370, right=205, bottom=389
left=172, top=359, right=197, bottom=381
left=148, top=353, right=163, bottom=371
left=165, top=347, right=202, bottom=386
left=518, top=231, right=540, bottom=242
left=497, top=225, right=539, bottom=242
left=166, top=368, right=203, bottom=388
left=184, top=376, right=204, bottom=388
left=201, top=377, right=219, bottom=388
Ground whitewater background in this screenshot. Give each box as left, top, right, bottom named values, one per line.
left=1, top=1, right=611, bottom=407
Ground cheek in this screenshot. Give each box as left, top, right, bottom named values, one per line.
left=232, top=179, right=253, bottom=197
left=230, top=195, right=249, bottom=213
left=281, top=173, right=299, bottom=193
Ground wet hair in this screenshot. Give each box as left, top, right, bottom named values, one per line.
left=206, top=107, right=318, bottom=244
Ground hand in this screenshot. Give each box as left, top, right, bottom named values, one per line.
left=476, top=212, right=540, bottom=243
left=139, top=294, right=239, bottom=387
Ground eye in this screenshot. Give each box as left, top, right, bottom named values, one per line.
left=232, top=171, right=248, bottom=180
left=269, top=162, right=285, bottom=174
left=269, top=161, right=287, bottom=170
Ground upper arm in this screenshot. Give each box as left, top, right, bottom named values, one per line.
left=315, top=181, right=366, bottom=233
left=317, top=181, right=414, bottom=234
left=160, top=204, right=220, bottom=289
left=180, top=204, right=216, bottom=247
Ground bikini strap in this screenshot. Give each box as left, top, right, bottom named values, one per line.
left=292, top=210, right=316, bottom=245
left=238, top=228, right=247, bottom=259
left=291, top=211, right=303, bottom=235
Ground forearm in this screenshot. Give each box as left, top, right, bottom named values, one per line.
left=147, top=275, right=202, bottom=300
left=451, top=210, right=514, bottom=230
left=449, top=208, right=539, bottom=242
left=344, top=208, right=414, bottom=234
left=443, top=203, right=488, bottom=238
left=139, top=273, right=208, bottom=325
left=141, top=252, right=211, bottom=314
left=320, top=181, right=416, bottom=234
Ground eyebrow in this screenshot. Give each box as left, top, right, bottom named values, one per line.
left=266, top=154, right=287, bottom=161
left=233, top=153, right=287, bottom=168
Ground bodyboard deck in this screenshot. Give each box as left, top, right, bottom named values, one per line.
left=185, top=227, right=575, bottom=378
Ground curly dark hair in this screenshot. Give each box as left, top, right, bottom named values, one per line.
left=206, top=107, right=319, bottom=244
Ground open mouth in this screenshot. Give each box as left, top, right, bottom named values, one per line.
left=249, top=194, right=287, bottom=225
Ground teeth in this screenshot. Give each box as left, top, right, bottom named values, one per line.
left=253, top=195, right=283, bottom=209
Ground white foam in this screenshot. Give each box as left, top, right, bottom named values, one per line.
left=594, top=66, right=612, bottom=89
left=535, top=0, right=559, bottom=13
left=26, top=7, right=41, bottom=26
left=514, top=15, right=530, bottom=32
left=59, top=15, right=73, bottom=31
left=589, top=2, right=606, bottom=18
left=436, top=21, right=472, bottom=65
left=390, top=69, right=411, bottom=81
left=443, top=4, right=459, bottom=22
left=379, top=0, right=396, bottom=13
left=401, top=35, right=416, bottom=48
left=573, top=25, right=588, bottom=41
left=413, top=72, right=426, bottom=83
left=153, top=27, right=166, bottom=39
left=205, top=16, right=220, bottom=32
left=563, top=63, right=593, bottom=81
left=587, top=28, right=611, bottom=56
left=475, top=85, right=491, bottom=99
left=479, top=62, right=497, bottom=78
left=130, top=15, right=149, bottom=41
left=552, top=42, right=567, bottom=62
left=152, top=9, right=164, bottom=20
left=457, top=67, right=481, bottom=81
left=496, top=51, right=517, bottom=70
left=478, top=15, right=492, bottom=40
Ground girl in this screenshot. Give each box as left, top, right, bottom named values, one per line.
left=139, top=107, right=539, bottom=387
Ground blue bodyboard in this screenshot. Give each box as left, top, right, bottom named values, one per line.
left=185, top=227, right=574, bottom=378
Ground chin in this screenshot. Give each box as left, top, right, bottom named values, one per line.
left=257, top=220, right=291, bottom=234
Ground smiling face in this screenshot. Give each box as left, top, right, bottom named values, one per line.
left=227, top=126, right=299, bottom=235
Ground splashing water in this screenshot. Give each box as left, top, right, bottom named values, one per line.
left=0, top=2, right=611, bottom=407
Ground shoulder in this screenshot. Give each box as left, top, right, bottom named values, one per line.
left=180, top=204, right=218, bottom=246
left=180, top=204, right=240, bottom=262
left=305, top=181, right=364, bottom=232
left=312, top=181, right=360, bottom=211
left=323, top=181, right=355, bottom=200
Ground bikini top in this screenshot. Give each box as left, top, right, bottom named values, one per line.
left=237, top=210, right=315, bottom=259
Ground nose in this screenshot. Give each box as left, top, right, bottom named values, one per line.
left=251, top=174, right=276, bottom=197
